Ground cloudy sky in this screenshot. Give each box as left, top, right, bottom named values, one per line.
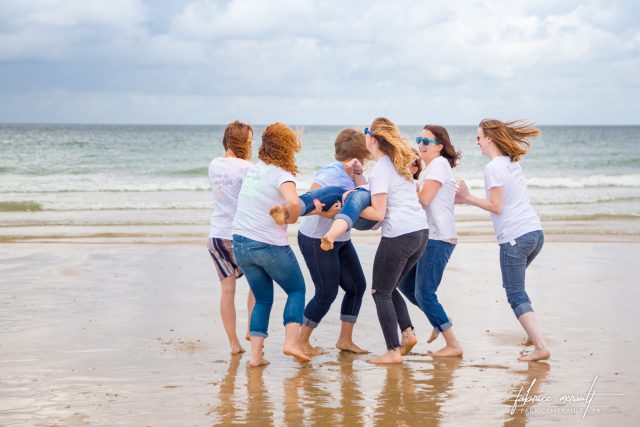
left=1, top=0, right=638, bottom=125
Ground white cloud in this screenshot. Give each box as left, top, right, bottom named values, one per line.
left=0, top=0, right=638, bottom=124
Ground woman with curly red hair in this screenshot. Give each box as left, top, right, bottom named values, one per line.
left=232, top=122, right=310, bottom=367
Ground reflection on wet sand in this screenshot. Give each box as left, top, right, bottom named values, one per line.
left=374, top=357, right=462, bottom=426
left=282, top=353, right=367, bottom=426
left=504, top=362, right=551, bottom=427
left=246, top=363, right=275, bottom=426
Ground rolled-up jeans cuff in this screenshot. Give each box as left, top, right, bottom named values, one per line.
left=335, top=213, right=353, bottom=230
left=437, top=321, right=452, bottom=332
left=514, top=302, right=534, bottom=318
left=249, top=331, right=268, bottom=338
left=302, top=317, right=319, bottom=329
left=340, top=314, right=357, bottom=324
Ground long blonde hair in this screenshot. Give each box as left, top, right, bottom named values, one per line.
left=370, top=117, right=416, bottom=181
left=479, top=119, right=540, bottom=162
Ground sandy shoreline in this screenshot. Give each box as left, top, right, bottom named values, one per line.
left=1, top=238, right=639, bottom=425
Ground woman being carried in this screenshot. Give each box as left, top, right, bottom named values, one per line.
left=290, top=128, right=373, bottom=355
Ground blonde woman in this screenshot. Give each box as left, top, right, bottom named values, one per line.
left=207, top=120, right=256, bottom=355
left=352, top=117, right=429, bottom=364
left=456, top=119, right=549, bottom=362
left=232, top=122, right=310, bottom=367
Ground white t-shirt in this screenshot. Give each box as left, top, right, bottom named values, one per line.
left=484, top=156, right=542, bottom=244
left=418, top=156, right=457, bottom=241
left=232, top=160, right=297, bottom=246
left=299, top=161, right=355, bottom=242
left=208, top=157, right=253, bottom=240
left=369, top=155, right=427, bottom=238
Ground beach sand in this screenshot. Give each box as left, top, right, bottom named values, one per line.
left=1, top=236, right=639, bottom=426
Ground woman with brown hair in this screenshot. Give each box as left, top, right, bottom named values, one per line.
left=355, top=117, right=429, bottom=364
left=456, top=118, right=549, bottom=362
left=207, top=120, right=256, bottom=355
left=398, top=124, right=463, bottom=358
left=232, top=122, right=310, bottom=367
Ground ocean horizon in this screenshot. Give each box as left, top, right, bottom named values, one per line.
left=2, top=123, right=639, bottom=241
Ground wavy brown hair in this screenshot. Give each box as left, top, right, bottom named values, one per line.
left=334, top=128, right=372, bottom=163
left=479, top=119, right=540, bottom=162
left=258, top=122, right=301, bottom=175
left=222, top=120, right=253, bottom=160
left=370, top=117, right=416, bottom=181
left=424, top=124, right=461, bottom=168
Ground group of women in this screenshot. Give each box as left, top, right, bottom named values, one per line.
left=206, top=117, right=550, bottom=367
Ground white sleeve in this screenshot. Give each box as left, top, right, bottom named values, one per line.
left=425, top=159, right=447, bottom=184
left=369, top=161, right=391, bottom=196
left=484, top=163, right=503, bottom=189
left=275, top=168, right=296, bottom=188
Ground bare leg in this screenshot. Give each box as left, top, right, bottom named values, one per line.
left=399, top=327, right=417, bottom=355
left=432, top=328, right=463, bottom=357
left=321, top=218, right=349, bottom=251
left=220, top=276, right=244, bottom=354
left=298, top=324, right=324, bottom=356
left=335, top=321, right=369, bottom=354
left=367, top=348, right=403, bottom=364
left=245, top=290, right=255, bottom=342
left=249, top=336, right=270, bottom=367
left=517, top=312, right=550, bottom=362
left=282, top=323, right=311, bottom=362
left=520, top=337, right=533, bottom=346
left=427, top=317, right=453, bottom=344
left=269, top=204, right=288, bottom=225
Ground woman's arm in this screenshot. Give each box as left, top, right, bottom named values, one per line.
left=417, top=179, right=442, bottom=207
left=456, top=179, right=503, bottom=214
left=359, top=193, right=387, bottom=221
left=278, top=181, right=302, bottom=223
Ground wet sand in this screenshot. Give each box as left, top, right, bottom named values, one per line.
left=1, top=239, right=639, bottom=426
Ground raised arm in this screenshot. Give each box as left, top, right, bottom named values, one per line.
left=417, top=179, right=442, bottom=207
left=359, top=193, right=387, bottom=222
left=278, top=181, right=302, bottom=224
left=456, top=179, right=503, bottom=214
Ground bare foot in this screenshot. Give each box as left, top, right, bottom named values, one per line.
left=427, top=328, right=439, bottom=344
left=367, top=349, right=403, bottom=364
left=400, top=330, right=417, bottom=355
left=432, top=345, right=463, bottom=357
left=249, top=356, right=270, bottom=367
left=269, top=204, right=287, bottom=225
left=518, top=347, right=550, bottom=362
left=336, top=340, right=369, bottom=354
left=302, top=343, right=324, bottom=356
left=283, top=344, right=311, bottom=362
left=230, top=345, right=246, bottom=355
left=320, top=236, right=334, bottom=251
left=520, top=337, right=534, bottom=346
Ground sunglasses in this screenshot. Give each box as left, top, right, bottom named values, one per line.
left=416, top=136, right=440, bottom=146
left=364, top=127, right=373, bottom=136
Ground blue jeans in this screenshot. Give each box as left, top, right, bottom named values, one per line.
left=232, top=235, right=306, bottom=337
left=298, top=186, right=377, bottom=230
left=499, top=230, right=544, bottom=318
left=297, top=232, right=366, bottom=328
left=398, top=239, right=455, bottom=332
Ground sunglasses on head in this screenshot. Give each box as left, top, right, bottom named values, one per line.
left=416, top=136, right=440, bottom=146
